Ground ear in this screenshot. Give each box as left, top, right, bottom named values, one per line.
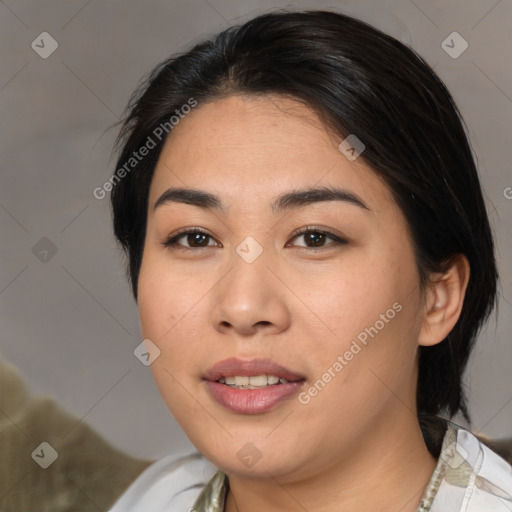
left=418, top=254, right=470, bottom=347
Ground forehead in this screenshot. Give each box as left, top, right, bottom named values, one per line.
left=149, top=94, right=394, bottom=213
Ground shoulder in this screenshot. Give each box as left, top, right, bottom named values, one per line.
left=429, top=423, right=512, bottom=511
left=108, top=451, right=219, bottom=511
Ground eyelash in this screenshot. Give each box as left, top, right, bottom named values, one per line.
left=161, top=226, right=348, bottom=251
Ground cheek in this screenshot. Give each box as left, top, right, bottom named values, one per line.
left=137, top=262, right=205, bottom=418
left=137, top=253, right=202, bottom=340
left=301, top=248, right=421, bottom=374
left=304, top=257, right=401, bottom=332
left=137, top=253, right=215, bottom=390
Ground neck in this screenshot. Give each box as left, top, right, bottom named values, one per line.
left=224, top=410, right=437, bottom=512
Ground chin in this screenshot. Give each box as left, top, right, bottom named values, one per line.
left=197, top=436, right=308, bottom=480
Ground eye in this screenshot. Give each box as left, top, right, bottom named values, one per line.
left=287, top=226, right=348, bottom=249
left=161, top=226, right=348, bottom=251
left=161, top=228, right=219, bottom=249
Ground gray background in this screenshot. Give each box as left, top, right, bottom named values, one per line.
left=1, top=0, right=511, bottom=460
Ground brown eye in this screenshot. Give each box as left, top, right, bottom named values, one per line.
left=289, top=227, right=347, bottom=249
left=162, top=229, right=218, bottom=249
left=299, top=231, right=328, bottom=247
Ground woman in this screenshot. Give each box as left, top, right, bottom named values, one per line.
left=108, top=9, right=512, bottom=511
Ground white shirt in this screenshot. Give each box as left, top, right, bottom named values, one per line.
left=109, top=422, right=512, bottom=511
left=108, top=452, right=218, bottom=511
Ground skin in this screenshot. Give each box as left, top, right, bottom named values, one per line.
left=137, top=94, right=470, bottom=512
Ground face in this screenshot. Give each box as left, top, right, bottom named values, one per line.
left=137, top=94, right=427, bottom=481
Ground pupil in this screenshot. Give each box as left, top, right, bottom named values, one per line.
left=189, top=233, right=208, bottom=246
left=307, top=232, right=325, bottom=247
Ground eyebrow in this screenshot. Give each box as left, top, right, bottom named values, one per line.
left=153, top=186, right=370, bottom=213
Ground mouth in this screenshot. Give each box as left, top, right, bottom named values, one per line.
left=203, top=358, right=306, bottom=413
left=204, top=357, right=305, bottom=385
left=217, top=374, right=294, bottom=389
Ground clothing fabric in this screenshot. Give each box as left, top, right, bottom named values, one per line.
left=109, top=421, right=512, bottom=511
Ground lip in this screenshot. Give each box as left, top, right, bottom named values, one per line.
left=203, top=358, right=306, bottom=414
left=203, top=357, right=305, bottom=382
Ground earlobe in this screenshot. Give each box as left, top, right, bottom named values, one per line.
left=418, top=254, right=470, bottom=347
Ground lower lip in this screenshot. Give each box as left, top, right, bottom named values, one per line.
left=205, top=380, right=305, bottom=414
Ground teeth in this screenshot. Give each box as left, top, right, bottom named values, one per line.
left=217, top=374, right=289, bottom=388
left=267, top=375, right=279, bottom=385
left=248, top=375, right=267, bottom=386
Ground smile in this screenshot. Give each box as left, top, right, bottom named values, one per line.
left=204, top=358, right=306, bottom=413
left=218, top=374, right=290, bottom=389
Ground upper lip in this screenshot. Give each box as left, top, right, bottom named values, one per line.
left=204, top=358, right=305, bottom=382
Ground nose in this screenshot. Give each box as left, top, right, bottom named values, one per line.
left=210, top=249, right=291, bottom=337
